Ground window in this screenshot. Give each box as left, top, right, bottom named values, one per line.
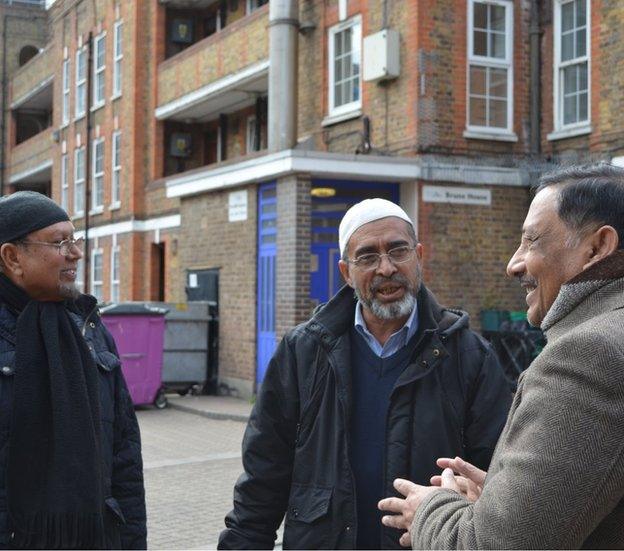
left=113, top=21, right=123, bottom=97
left=246, top=116, right=258, bottom=153
left=246, top=0, right=268, bottom=14
left=61, top=154, right=69, bottom=211
left=328, top=16, right=362, bottom=117
left=467, top=0, right=513, bottom=133
left=74, top=147, right=85, bottom=216
left=554, top=0, right=590, bottom=131
left=111, top=245, right=120, bottom=302
left=75, top=47, right=87, bottom=118
left=91, top=249, right=103, bottom=302
left=75, top=258, right=85, bottom=293
left=112, top=131, right=121, bottom=206
left=92, top=139, right=105, bottom=211
left=93, top=33, right=106, bottom=107
left=62, top=58, right=70, bottom=126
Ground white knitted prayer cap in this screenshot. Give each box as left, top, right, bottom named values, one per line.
left=338, top=198, right=414, bottom=257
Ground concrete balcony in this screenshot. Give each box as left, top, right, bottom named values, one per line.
left=156, top=4, right=268, bottom=122
left=7, top=127, right=53, bottom=193
left=10, top=46, right=53, bottom=110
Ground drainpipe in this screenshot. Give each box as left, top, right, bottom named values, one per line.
left=529, top=0, right=541, bottom=155
left=268, top=0, right=298, bottom=151
left=84, top=30, right=93, bottom=292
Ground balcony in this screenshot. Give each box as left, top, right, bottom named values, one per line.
left=7, top=127, right=53, bottom=195
left=10, top=46, right=53, bottom=108
left=156, top=4, right=268, bottom=123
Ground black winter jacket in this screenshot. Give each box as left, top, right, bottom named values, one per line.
left=219, top=285, right=511, bottom=550
left=0, top=294, right=147, bottom=550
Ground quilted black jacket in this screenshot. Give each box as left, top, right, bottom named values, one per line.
left=0, top=294, right=147, bottom=549
left=219, top=285, right=512, bottom=549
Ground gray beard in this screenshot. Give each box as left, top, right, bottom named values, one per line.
left=355, top=281, right=417, bottom=320
left=59, top=282, right=81, bottom=300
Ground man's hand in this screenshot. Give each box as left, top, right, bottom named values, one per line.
left=430, top=457, right=486, bottom=503
left=378, top=474, right=454, bottom=547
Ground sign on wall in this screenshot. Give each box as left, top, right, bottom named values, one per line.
left=422, top=185, right=491, bottom=206
left=228, top=190, right=248, bottom=222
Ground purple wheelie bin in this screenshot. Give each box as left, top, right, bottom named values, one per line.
left=101, top=303, right=169, bottom=408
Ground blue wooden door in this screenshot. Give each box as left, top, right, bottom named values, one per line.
left=256, top=184, right=277, bottom=386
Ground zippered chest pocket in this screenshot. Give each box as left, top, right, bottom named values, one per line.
left=0, top=350, right=15, bottom=436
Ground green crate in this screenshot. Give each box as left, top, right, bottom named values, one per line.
left=480, top=310, right=509, bottom=331
left=509, top=310, right=527, bottom=322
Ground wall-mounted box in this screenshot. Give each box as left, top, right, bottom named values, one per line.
left=363, top=29, right=400, bottom=82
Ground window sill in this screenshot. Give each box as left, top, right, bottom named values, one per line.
left=71, top=213, right=84, bottom=221
left=547, top=125, right=592, bottom=141
left=90, top=102, right=105, bottom=113
left=89, top=207, right=104, bottom=216
left=321, top=108, right=363, bottom=127
left=60, top=121, right=70, bottom=130
left=111, top=93, right=122, bottom=101
left=74, top=113, right=86, bottom=123
left=109, top=202, right=121, bottom=211
left=463, top=129, right=518, bottom=142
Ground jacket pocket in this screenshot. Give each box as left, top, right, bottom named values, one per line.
left=105, top=496, right=127, bottom=524
left=286, top=484, right=332, bottom=524
left=96, top=350, right=121, bottom=373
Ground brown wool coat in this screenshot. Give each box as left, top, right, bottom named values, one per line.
left=411, top=253, right=624, bottom=550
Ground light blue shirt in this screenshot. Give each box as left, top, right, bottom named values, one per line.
left=354, top=300, right=419, bottom=358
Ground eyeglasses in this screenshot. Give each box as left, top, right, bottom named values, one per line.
left=18, top=237, right=85, bottom=256
left=348, top=245, right=417, bottom=271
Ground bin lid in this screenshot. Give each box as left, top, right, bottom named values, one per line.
left=100, top=302, right=169, bottom=316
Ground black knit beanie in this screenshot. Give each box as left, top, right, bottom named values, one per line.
left=0, top=191, right=70, bottom=244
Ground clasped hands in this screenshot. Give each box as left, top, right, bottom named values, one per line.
left=377, top=456, right=486, bottom=548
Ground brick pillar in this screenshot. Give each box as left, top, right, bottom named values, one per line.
left=275, top=173, right=311, bottom=338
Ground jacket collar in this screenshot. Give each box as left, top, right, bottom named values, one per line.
left=542, top=250, right=624, bottom=335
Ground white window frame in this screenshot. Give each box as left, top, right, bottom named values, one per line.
left=246, top=0, right=268, bottom=14
left=550, top=0, right=591, bottom=138
left=91, top=248, right=104, bottom=302
left=111, top=131, right=121, bottom=208
left=91, top=138, right=105, bottom=213
left=74, top=147, right=85, bottom=217
left=60, top=154, right=69, bottom=211
left=75, top=257, right=85, bottom=293
left=246, top=115, right=258, bottom=153
left=328, top=15, right=362, bottom=118
left=75, top=47, right=87, bottom=119
left=62, top=58, right=70, bottom=126
left=110, top=244, right=120, bottom=302
left=465, top=0, right=514, bottom=137
left=112, top=21, right=123, bottom=98
left=92, top=32, right=106, bottom=109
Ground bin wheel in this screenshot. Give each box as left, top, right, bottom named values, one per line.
left=154, top=390, right=168, bottom=409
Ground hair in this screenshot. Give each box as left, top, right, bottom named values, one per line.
left=341, top=219, right=418, bottom=261
left=536, top=163, right=624, bottom=249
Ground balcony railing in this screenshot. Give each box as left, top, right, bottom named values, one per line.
left=8, top=127, right=53, bottom=183
left=11, top=46, right=53, bottom=107
left=157, top=5, right=268, bottom=109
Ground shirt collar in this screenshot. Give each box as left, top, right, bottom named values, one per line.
left=354, top=299, right=419, bottom=345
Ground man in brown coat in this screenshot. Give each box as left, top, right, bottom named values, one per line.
left=378, top=163, right=624, bottom=549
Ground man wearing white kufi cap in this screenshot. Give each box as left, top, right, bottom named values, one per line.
left=219, top=198, right=511, bottom=550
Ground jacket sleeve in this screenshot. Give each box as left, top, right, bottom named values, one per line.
left=411, top=331, right=624, bottom=549
left=106, top=329, right=147, bottom=550
left=462, top=342, right=512, bottom=470
left=218, top=335, right=301, bottom=550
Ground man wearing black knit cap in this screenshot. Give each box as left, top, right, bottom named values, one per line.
left=0, top=191, right=146, bottom=549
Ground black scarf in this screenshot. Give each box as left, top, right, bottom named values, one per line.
left=0, top=274, right=105, bottom=549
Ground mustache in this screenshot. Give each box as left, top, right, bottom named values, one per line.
left=370, top=273, right=412, bottom=293
left=519, top=275, right=538, bottom=288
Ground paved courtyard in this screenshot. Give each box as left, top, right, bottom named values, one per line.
left=138, top=407, right=246, bottom=549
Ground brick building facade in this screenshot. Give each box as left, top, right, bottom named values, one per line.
left=2, top=0, right=618, bottom=398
